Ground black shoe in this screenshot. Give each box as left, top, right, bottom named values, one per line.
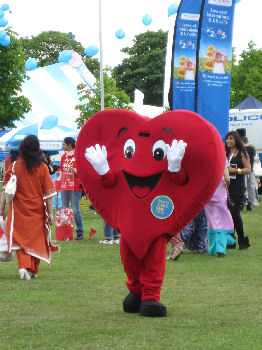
left=75, top=235, right=83, bottom=240
left=123, top=293, right=141, bottom=313
left=246, top=202, right=252, bottom=211
left=140, top=300, right=167, bottom=317
left=239, top=237, right=250, bottom=250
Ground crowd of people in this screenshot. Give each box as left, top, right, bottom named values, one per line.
left=167, top=128, right=259, bottom=260
left=0, top=129, right=260, bottom=279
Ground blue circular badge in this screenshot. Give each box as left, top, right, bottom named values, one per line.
left=151, top=196, right=174, bottom=219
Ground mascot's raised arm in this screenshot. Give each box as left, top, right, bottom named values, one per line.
left=75, top=109, right=225, bottom=317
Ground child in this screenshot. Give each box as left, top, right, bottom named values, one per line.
left=184, top=59, right=196, bottom=80
left=205, top=166, right=235, bottom=256
left=213, top=49, right=227, bottom=74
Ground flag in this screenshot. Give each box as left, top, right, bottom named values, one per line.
left=169, top=0, right=203, bottom=111
left=169, top=0, right=236, bottom=140
left=196, top=0, right=236, bottom=139
left=88, top=228, right=97, bottom=240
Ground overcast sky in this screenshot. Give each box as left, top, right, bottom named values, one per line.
left=5, top=0, right=262, bottom=67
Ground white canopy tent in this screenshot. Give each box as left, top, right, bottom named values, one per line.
left=0, top=55, right=96, bottom=159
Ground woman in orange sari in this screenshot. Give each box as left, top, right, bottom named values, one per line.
left=0, top=135, right=59, bottom=280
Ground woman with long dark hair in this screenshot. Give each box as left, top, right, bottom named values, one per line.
left=0, top=135, right=59, bottom=280
left=225, top=131, right=251, bottom=249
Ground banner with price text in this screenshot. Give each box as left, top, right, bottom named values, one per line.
left=196, top=0, right=236, bottom=139
left=169, top=0, right=236, bottom=140
left=169, top=0, right=203, bottom=112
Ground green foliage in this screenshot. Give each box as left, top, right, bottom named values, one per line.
left=113, top=30, right=168, bottom=106
left=230, top=41, right=262, bottom=107
left=20, top=31, right=100, bottom=76
left=0, top=28, right=31, bottom=129
left=75, top=68, right=133, bottom=127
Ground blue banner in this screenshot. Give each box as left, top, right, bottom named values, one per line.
left=196, top=0, right=236, bottom=139
left=170, top=0, right=203, bottom=111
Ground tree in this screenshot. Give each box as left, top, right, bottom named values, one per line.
left=0, top=28, right=31, bottom=129
left=113, top=30, right=168, bottom=107
left=20, top=31, right=100, bottom=76
left=230, top=41, right=262, bottom=107
left=75, top=68, right=133, bottom=127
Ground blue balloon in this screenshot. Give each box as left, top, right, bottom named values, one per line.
left=84, top=45, right=99, bottom=57
left=0, top=29, right=6, bottom=40
left=0, top=34, right=10, bottom=46
left=0, top=10, right=5, bottom=19
left=25, top=58, right=38, bottom=71
left=58, top=50, right=72, bottom=63
left=0, top=17, right=8, bottom=27
left=115, top=29, right=125, bottom=39
left=1, top=3, right=9, bottom=11
left=168, top=4, right=178, bottom=17
left=142, top=14, right=152, bottom=26
left=40, top=115, right=58, bottom=130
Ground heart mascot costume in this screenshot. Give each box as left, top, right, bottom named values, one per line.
left=75, top=109, right=225, bottom=317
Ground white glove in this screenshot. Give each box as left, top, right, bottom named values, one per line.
left=85, top=144, right=110, bottom=176
left=166, top=139, right=187, bottom=173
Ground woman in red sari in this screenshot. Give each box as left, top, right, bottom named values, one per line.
left=0, top=135, right=59, bottom=280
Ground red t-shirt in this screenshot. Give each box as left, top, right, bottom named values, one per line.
left=60, top=151, right=82, bottom=192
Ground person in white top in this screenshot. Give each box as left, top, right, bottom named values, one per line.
left=212, top=50, right=227, bottom=74
left=184, top=59, right=196, bottom=80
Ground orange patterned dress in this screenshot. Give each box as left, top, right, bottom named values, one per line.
left=3, top=160, right=59, bottom=270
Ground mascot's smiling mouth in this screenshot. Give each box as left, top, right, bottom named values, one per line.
left=123, top=171, right=163, bottom=199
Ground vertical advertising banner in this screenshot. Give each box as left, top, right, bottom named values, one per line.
left=169, top=0, right=203, bottom=111
left=196, top=0, right=236, bottom=139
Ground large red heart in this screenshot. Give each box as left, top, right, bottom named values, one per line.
left=75, top=109, right=225, bottom=259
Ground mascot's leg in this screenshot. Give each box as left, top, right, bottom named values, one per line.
left=120, top=238, right=142, bottom=313
left=139, top=235, right=169, bottom=317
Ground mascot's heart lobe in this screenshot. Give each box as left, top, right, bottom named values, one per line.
left=75, top=109, right=225, bottom=259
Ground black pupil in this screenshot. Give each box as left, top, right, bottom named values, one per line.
left=154, top=148, right=164, bottom=161
left=125, top=146, right=134, bottom=159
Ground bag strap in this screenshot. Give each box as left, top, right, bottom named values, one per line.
left=11, top=161, right=16, bottom=175
left=8, top=161, right=16, bottom=251
left=224, top=180, right=232, bottom=200
left=224, top=180, right=229, bottom=193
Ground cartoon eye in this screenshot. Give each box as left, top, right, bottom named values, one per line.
left=152, top=140, right=166, bottom=161
left=124, top=139, right=136, bottom=159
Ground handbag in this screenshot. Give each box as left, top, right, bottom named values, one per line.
left=5, top=161, right=17, bottom=205
left=0, top=217, right=14, bottom=262
left=224, top=181, right=234, bottom=210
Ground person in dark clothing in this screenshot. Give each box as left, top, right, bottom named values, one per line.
left=42, top=151, right=55, bottom=175
left=225, top=131, right=251, bottom=249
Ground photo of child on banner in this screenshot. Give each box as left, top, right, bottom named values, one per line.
left=199, top=45, right=231, bottom=74
left=175, top=56, right=196, bottom=80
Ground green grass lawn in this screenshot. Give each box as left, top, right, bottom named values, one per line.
left=0, top=200, right=262, bottom=350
